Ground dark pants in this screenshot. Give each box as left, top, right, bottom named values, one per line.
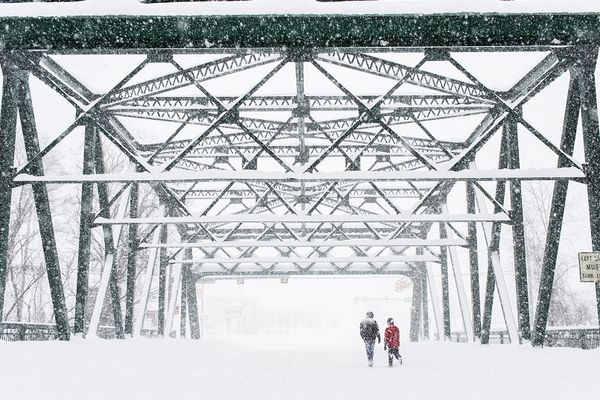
left=364, top=339, right=376, bottom=362
left=387, top=347, right=401, bottom=366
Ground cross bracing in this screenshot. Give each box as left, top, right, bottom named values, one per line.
left=0, top=12, right=599, bottom=347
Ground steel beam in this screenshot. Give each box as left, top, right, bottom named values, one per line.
left=179, top=266, right=188, bottom=338
left=316, top=52, right=489, bottom=101
left=139, top=238, right=467, bottom=249
left=183, top=248, right=200, bottom=339
left=576, top=47, right=600, bottom=327
left=97, top=213, right=510, bottom=226
left=124, top=182, right=139, bottom=336
left=532, top=73, right=581, bottom=346
left=158, top=219, right=168, bottom=337
left=0, top=58, right=19, bottom=324
left=438, top=222, right=451, bottom=340
left=2, top=15, right=600, bottom=51
left=421, top=268, right=429, bottom=340
left=178, top=255, right=437, bottom=265
left=477, top=134, right=519, bottom=345
left=466, top=181, right=481, bottom=339
left=506, top=110, right=532, bottom=341
left=442, top=205, right=474, bottom=342
left=18, top=74, right=70, bottom=340
left=409, top=271, right=423, bottom=342
left=134, top=211, right=163, bottom=337
left=88, top=137, right=126, bottom=338
left=74, top=123, right=96, bottom=335
left=14, top=168, right=586, bottom=185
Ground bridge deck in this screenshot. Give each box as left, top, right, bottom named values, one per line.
left=0, top=337, right=597, bottom=400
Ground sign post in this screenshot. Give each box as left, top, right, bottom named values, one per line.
left=578, top=252, right=600, bottom=282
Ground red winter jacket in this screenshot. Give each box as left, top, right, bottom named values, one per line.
left=384, top=324, right=400, bottom=348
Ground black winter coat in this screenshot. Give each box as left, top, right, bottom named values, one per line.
left=359, top=318, right=381, bottom=341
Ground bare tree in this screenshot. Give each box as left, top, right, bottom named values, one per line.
left=522, top=181, right=594, bottom=326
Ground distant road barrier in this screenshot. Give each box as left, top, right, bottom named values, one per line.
left=450, top=328, right=600, bottom=348
left=2, top=322, right=598, bottom=348
left=0, top=322, right=158, bottom=341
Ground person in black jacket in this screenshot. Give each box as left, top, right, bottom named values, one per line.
left=359, top=311, right=381, bottom=367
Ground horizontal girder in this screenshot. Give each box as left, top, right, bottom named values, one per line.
left=112, top=94, right=493, bottom=112
left=187, top=258, right=418, bottom=277
left=139, top=131, right=465, bottom=154
left=96, top=213, right=509, bottom=225
left=169, top=186, right=431, bottom=200
left=140, top=238, right=467, bottom=249
left=15, top=167, right=585, bottom=184
left=181, top=226, right=423, bottom=240
left=1, top=14, right=599, bottom=51
left=115, top=108, right=488, bottom=136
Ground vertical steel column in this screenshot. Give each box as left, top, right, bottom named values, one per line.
left=184, top=248, right=200, bottom=339
left=532, top=73, right=580, bottom=346
left=180, top=271, right=188, bottom=338
left=466, top=181, right=481, bottom=339
left=133, top=213, right=163, bottom=337
left=166, top=252, right=183, bottom=337
left=74, top=123, right=96, bottom=335
left=421, top=270, right=429, bottom=340
left=506, top=109, right=531, bottom=341
left=576, top=46, right=600, bottom=327
left=409, top=272, right=422, bottom=342
left=93, top=136, right=124, bottom=338
left=157, top=220, right=168, bottom=337
left=481, top=133, right=509, bottom=344
left=441, top=204, right=474, bottom=342
left=295, top=61, right=308, bottom=165
left=18, top=73, right=70, bottom=340
left=124, top=182, right=139, bottom=336
left=438, top=222, right=451, bottom=340
left=0, top=57, right=19, bottom=322
left=480, top=256, right=496, bottom=344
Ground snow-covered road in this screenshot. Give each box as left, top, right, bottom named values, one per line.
left=1, top=335, right=597, bottom=400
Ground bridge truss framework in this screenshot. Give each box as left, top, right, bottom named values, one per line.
left=0, top=13, right=599, bottom=346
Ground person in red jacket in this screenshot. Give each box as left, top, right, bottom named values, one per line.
left=383, top=318, right=402, bottom=367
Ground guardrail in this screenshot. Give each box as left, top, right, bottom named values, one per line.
left=0, top=322, right=158, bottom=341
left=450, top=330, right=512, bottom=344
left=544, top=328, right=600, bottom=349
left=2, top=322, right=598, bottom=348
left=450, top=328, right=600, bottom=348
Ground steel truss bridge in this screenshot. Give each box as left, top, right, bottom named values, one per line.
left=0, top=9, right=600, bottom=347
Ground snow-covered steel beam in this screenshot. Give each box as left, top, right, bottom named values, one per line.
left=316, top=52, right=490, bottom=101
left=168, top=187, right=433, bottom=200
left=96, top=213, right=510, bottom=225
left=14, top=167, right=585, bottom=185
left=192, top=270, right=418, bottom=279
left=149, top=143, right=452, bottom=157
left=113, top=104, right=489, bottom=126
left=139, top=131, right=466, bottom=154
left=140, top=238, right=467, bottom=249
left=113, top=94, right=492, bottom=112
left=102, top=52, right=283, bottom=106
left=176, top=255, right=437, bottom=265
left=1, top=14, right=599, bottom=51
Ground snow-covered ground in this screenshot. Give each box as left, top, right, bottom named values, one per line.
left=1, top=335, right=597, bottom=400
